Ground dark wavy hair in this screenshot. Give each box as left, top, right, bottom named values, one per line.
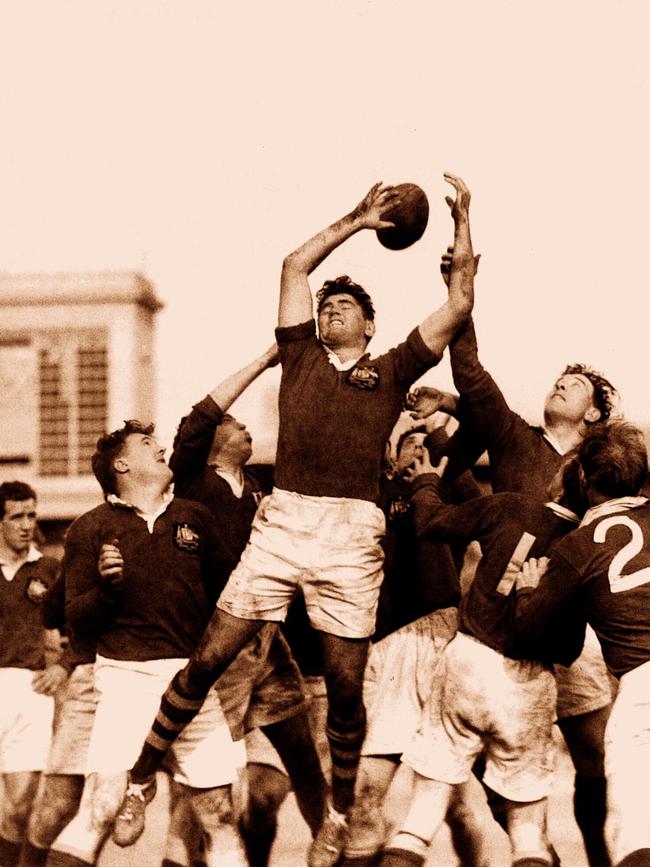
left=0, top=481, right=37, bottom=518
left=91, top=420, right=155, bottom=497
left=578, top=421, right=648, bottom=499
left=562, top=363, right=619, bottom=423
left=316, top=275, right=375, bottom=322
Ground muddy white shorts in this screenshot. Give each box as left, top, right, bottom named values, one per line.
left=362, top=608, right=458, bottom=757
left=403, top=632, right=557, bottom=803
left=46, top=663, right=96, bottom=775
left=217, top=488, right=385, bottom=639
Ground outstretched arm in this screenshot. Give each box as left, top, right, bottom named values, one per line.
left=170, top=345, right=279, bottom=483
left=209, top=344, right=279, bottom=411
left=278, top=182, right=398, bottom=328
left=416, top=173, right=477, bottom=356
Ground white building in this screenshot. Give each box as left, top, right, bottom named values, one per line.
left=0, top=271, right=162, bottom=535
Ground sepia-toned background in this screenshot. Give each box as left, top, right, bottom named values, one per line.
left=1, top=1, right=648, bottom=863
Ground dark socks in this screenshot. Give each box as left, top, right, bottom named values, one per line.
left=327, top=713, right=366, bottom=814
left=238, top=819, right=277, bottom=867
left=0, top=836, right=21, bottom=867
left=339, top=855, right=382, bottom=866
left=380, top=850, right=425, bottom=867
left=18, top=841, right=49, bottom=867
left=574, top=774, right=610, bottom=867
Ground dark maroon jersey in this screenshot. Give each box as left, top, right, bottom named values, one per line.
left=0, top=554, right=59, bottom=670
left=410, top=473, right=582, bottom=661
left=515, top=497, right=650, bottom=678
left=274, top=319, right=440, bottom=503
left=445, top=318, right=567, bottom=496
left=170, top=394, right=274, bottom=562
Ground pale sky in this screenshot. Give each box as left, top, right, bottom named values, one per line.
left=1, top=0, right=649, bottom=457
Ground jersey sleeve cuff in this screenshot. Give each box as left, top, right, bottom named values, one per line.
left=407, top=327, right=442, bottom=366
left=275, top=319, right=317, bottom=344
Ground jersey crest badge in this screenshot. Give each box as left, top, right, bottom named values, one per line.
left=173, top=523, right=202, bottom=553
left=25, top=576, right=49, bottom=603
left=347, top=365, right=379, bottom=391
left=389, top=497, right=410, bottom=521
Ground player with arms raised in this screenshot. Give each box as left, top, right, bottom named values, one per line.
left=120, top=172, right=478, bottom=866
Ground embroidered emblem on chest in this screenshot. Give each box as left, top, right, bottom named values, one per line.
left=26, top=576, right=49, bottom=603
left=389, top=497, right=410, bottom=521
left=347, top=366, right=379, bottom=390
left=173, top=523, right=202, bottom=553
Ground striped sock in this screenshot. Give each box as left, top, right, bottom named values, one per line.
left=327, top=711, right=366, bottom=813
left=131, top=669, right=208, bottom=783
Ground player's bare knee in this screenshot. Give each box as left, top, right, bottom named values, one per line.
left=190, top=784, right=236, bottom=831
left=244, top=767, right=290, bottom=829
left=28, top=782, right=81, bottom=847
left=186, top=650, right=220, bottom=691
left=348, top=785, right=386, bottom=838
left=328, top=692, right=366, bottom=730
left=1, top=793, right=33, bottom=835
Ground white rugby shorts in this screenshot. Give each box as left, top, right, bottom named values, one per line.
left=0, top=667, right=54, bottom=773
left=217, top=488, right=385, bottom=639
left=403, top=632, right=557, bottom=803
left=87, top=656, right=244, bottom=788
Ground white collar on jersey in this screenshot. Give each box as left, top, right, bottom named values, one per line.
left=544, top=502, right=580, bottom=524
left=214, top=467, right=244, bottom=499
left=107, top=487, right=174, bottom=533
left=541, top=429, right=570, bottom=456
left=324, top=345, right=364, bottom=372
left=0, top=544, right=42, bottom=581
left=580, top=496, right=649, bottom=528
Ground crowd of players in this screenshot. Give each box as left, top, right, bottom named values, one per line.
left=1, top=174, right=649, bottom=867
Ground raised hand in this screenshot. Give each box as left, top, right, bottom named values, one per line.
left=440, top=245, right=481, bottom=287
left=406, top=386, right=458, bottom=419
left=351, top=182, right=400, bottom=230
left=443, top=172, right=471, bottom=223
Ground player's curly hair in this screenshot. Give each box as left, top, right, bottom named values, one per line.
left=578, top=421, right=647, bottom=499
left=563, top=363, right=620, bottom=423
left=316, top=275, right=375, bottom=322
left=92, top=420, right=155, bottom=497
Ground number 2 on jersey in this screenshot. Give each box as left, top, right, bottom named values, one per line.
left=593, top=516, right=650, bottom=593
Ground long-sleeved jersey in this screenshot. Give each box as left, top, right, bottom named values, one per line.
left=446, top=318, right=567, bottom=495
left=515, top=497, right=650, bottom=678
left=410, top=473, right=583, bottom=663
left=63, top=498, right=235, bottom=661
